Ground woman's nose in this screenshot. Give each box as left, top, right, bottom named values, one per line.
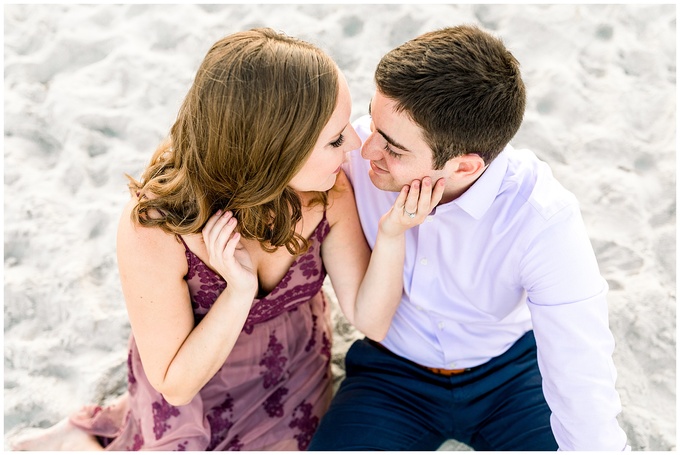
left=345, top=125, right=362, bottom=152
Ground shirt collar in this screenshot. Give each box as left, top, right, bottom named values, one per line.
left=449, top=146, right=511, bottom=219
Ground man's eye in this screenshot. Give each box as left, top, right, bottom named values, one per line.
left=384, top=144, right=401, bottom=159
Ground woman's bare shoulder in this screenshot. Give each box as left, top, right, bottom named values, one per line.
left=116, top=196, right=187, bottom=273
left=326, top=170, right=358, bottom=226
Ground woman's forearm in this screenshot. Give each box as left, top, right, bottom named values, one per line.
left=353, top=228, right=405, bottom=341
left=154, top=287, right=253, bottom=406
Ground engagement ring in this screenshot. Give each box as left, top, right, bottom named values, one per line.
left=405, top=211, right=416, bottom=219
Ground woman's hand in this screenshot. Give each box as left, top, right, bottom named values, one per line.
left=202, top=210, right=258, bottom=297
left=379, top=177, right=446, bottom=238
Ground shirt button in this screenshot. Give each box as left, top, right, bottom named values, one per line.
left=438, top=321, right=444, bottom=330
left=448, top=362, right=457, bottom=369
left=415, top=305, right=424, bottom=311
left=420, top=258, right=428, bottom=265
left=426, top=216, right=434, bottom=223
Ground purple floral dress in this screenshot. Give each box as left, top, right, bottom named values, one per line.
left=69, top=215, right=333, bottom=450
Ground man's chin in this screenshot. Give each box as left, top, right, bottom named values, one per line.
left=367, top=169, right=401, bottom=193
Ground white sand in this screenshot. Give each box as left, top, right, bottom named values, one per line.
left=3, top=3, right=676, bottom=451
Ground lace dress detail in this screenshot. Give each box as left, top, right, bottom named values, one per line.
left=70, top=215, right=333, bottom=451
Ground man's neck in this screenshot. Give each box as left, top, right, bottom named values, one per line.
left=438, top=165, right=489, bottom=205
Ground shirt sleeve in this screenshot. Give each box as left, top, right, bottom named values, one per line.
left=521, top=206, right=629, bottom=450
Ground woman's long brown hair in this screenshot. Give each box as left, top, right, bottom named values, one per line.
left=127, top=28, right=339, bottom=255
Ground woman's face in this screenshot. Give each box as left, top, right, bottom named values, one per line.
left=288, top=72, right=361, bottom=193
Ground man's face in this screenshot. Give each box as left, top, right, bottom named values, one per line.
left=361, top=91, right=450, bottom=192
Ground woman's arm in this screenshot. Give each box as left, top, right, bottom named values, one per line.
left=322, top=172, right=444, bottom=341
left=117, top=201, right=257, bottom=406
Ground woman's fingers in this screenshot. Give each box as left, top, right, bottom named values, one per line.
left=381, top=177, right=447, bottom=237
left=216, top=216, right=238, bottom=255
left=213, top=213, right=237, bottom=252
left=429, top=178, right=446, bottom=210
left=202, top=209, right=222, bottom=243
left=415, top=177, right=446, bottom=215
left=200, top=210, right=256, bottom=294
left=413, top=177, right=433, bottom=216
left=203, top=210, right=238, bottom=258
left=394, top=183, right=409, bottom=209
left=402, top=177, right=445, bottom=222
left=403, top=180, right=421, bottom=218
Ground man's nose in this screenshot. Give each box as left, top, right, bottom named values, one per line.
left=361, top=132, right=383, bottom=160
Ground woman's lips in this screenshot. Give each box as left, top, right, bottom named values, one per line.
left=370, top=161, right=389, bottom=174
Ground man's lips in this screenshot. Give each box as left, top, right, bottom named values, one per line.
left=369, top=161, right=389, bottom=175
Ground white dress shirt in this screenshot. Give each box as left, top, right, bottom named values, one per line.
left=344, top=115, right=628, bottom=450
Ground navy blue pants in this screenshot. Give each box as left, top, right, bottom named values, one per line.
left=309, top=331, right=557, bottom=451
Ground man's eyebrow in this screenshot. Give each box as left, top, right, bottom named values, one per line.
left=367, top=100, right=411, bottom=152
left=377, top=128, right=412, bottom=153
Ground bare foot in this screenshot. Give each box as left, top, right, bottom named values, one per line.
left=9, top=418, right=103, bottom=451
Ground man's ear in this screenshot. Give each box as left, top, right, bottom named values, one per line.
left=450, top=154, right=487, bottom=177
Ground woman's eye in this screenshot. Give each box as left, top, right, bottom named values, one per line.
left=330, top=134, right=345, bottom=148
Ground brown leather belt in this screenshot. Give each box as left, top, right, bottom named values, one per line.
left=368, top=339, right=471, bottom=376
left=424, top=366, right=468, bottom=376
left=421, top=365, right=470, bottom=377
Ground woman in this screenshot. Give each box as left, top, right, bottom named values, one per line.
left=11, top=28, right=444, bottom=451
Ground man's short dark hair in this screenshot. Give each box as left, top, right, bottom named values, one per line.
left=375, top=25, right=526, bottom=169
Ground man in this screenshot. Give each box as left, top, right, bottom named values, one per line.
left=309, top=25, right=629, bottom=451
